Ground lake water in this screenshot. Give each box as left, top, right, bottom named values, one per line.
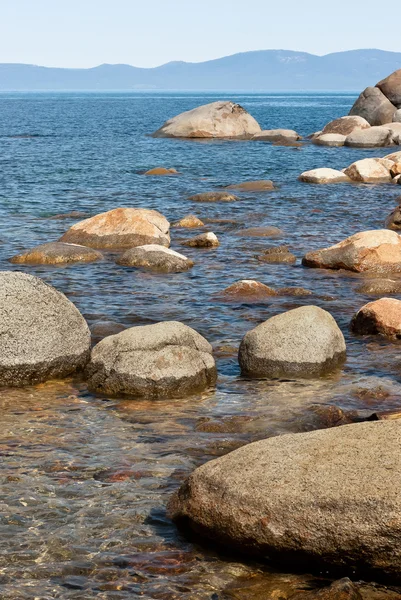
left=1, top=92, right=401, bottom=599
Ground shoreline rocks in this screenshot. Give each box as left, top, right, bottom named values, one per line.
left=152, top=101, right=261, bottom=138
left=9, top=242, right=103, bottom=265
left=0, top=271, right=90, bottom=387
left=85, top=321, right=217, bottom=399
left=238, top=306, right=346, bottom=379
left=60, top=208, right=170, bottom=249
left=116, top=244, right=194, bottom=273
left=169, top=420, right=401, bottom=580
left=344, top=158, right=392, bottom=183
left=351, top=298, right=401, bottom=340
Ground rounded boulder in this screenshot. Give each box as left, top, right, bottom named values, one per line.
left=116, top=244, right=194, bottom=273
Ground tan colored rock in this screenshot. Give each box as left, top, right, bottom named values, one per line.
left=173, top=215, right=204, bottom=228
left=188, top=191, right=238, bottom=202
left=181, top=232, right=219, bottom=248
left=116, top=244, right=194, bottom=273
left=252, top=129, right=301, bottom=141
left=351, top=298, right=401, bottom=340
left=59, top=208, right=170, bottom=249
left=344, top=158, right=392, bottom=183
left=152, top=101, right=261, bottom=138
left=375, top=157, right=397, bottom=171
left=322, top=115, right=370, bottom=136
left=257, top=245, right=296, bottom=264
left=144, top=167, right=178, bottom=176
left=384, top=150, right=401, bottom=162
left=344, top=126, right=394, bottom=148
left=356, top=278, right=401, bottom=295
left=349, top=86, right=397, bottom=125
left=225, top=180, right=275, bottom=192
left=376, top=68, right=401, bottom=108
left=390, top=162, right=401, bottom=178
left=219, top=280, right=277, bottom=300
left=299, top=168, right=350, bottom=184
left=303, top=229, right=401, bottom=273
left=9, top=242, right=103, bottom=265
left=235, top=226, right=282, bottom=237
left=313, top=133, right=346, bottom=147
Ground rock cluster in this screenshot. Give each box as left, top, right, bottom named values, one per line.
left=300, top=152, right=401, bottom=184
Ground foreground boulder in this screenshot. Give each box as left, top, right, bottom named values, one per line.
left=321, top=115, right=370, bottom=136
left=60, top=208, right=170, bottom=249
left=85, top=321, right=217, bottom=398
left=116, top=245, right=194, bottom=273
left=239, top=306, right=345, bottom=378
left=376, top=69, right=401, bottom=108
left=225, top=180, right=275, bottom=191
left=303, top=230, right=401, bottom=273
left=9, top=242, right=103, bottom=265
left=349, top=86, right=396, bottom=125
left=344, top=158, right=392, bottom=183
left=299, top=168, right=350, bottom=184
left=344, top=126, right=394, bottom=148
left=152, top=101, right=261, bottom=138
left=252, top=129, right=301, bottom=141
left=170, top=420, right=401, bottom=578
left=351, top=297, right=401, bottom=340
left=0, top=271, right=90, bottom=386
left=188, top=191, right=238, bottom=203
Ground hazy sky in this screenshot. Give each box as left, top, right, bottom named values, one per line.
left=1, top=0, right=399, bottom=68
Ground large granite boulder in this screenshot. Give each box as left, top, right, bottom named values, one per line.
left=351, top=297, right=401, bottom=340
left=9, top=242, right=102, bottom=265
left=152, top=101, right=261, bottom=138
left=321, top=115, right=370, bottom=136
left=344, top=126, right=394, bottom=148
left=344, top=158, right=392, bottom=183
left=299, top=168, right=350, bottom=184
left=0, top=271, right=90, bottom=386
left=60, top=208, right=170, bottom=249
left=169, top=420, right=401, bottom=579
left=349, top=87, right=397, bottom=126
left=376, top=69, right=401, bottom=108
left=85, top=321, right=217, bottom=399
left=116, top=245, right=194, bottom=273
left=303, top=229, right=401, bottom=273
left=238, top=306, right=346, bottom=378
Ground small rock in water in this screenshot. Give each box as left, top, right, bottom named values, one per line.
left=181, top=232, right=219, bottom=248
left=351, top=297, right=401, bottom=340
left=278, top=286, right=312, bottom=296
left=344, top=158, right=392, bottom=183
left=225, top=180, right=275, bottom=191
left=252, top=128, right=301, bottom=141
left=313, top=133, right=346, bottom=147
left=116, top=244, right=194, bottom=273
left=257, top=245, right=296, bottom=263
left=356, top=278, right=401, bottom=295
left=385, top=205, right=401, bottom=230
left=144, top=167, right=178, bottom=175
left=172, top=215, right=204, bottom=228
left=188, top=191, right=238, bottom=202
left=235, top=226, right=282, bottom=237
left=299, top=168, right=350, bottom=184
left=219, top=280, right=278, bottom=300
left=9, top=242, right=103, bottom=265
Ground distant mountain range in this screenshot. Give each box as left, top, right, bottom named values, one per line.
left=1, top=49, right=401, bottom=91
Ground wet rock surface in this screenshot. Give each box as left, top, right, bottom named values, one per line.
left=9, top=241, right=103, bottom=265
left=116, top=244, right=194, bottom=273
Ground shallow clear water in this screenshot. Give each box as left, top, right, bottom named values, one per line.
left=1, top=92, right=401, bottom=599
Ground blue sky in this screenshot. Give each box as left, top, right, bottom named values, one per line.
left=0, top=0, right=398, bottom=68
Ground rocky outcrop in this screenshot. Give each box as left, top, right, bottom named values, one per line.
left=256, top=245, right=296, bottom=264
left=313, top=133, right=346, bottom=147
left=351, top=297, right=401, bottom=340
left=225, top=180, right=275, bottom=191
left=181, top=232, right=219, bottom=248
left=376, top=69, right=401, bottom=108
left=173, top=215, right=204, bottom=228
left=349, top=86, right=397, bottom=126
left=9, top=242, right=103, bottom=265
left=299, top=168, right=350, bottom=184
left=170, top=420, right=401, bottom=579
left=152, top=101, right=261, bottom=138
left=322, top=115, right=371, bottom=136
left=85, top=321, right=217, bottom=399
left=188, top=191, right=238, bottom=202
left=344, top=126, right=394, bottom=148
left=60, top=208, right=170, bottom=249
left=252, top=129, right=301, bottom=141
left=344, top=158, right=392, bottom=183
left=0, top=271, right=90, bottom=386
left=385, top=204, right=401, bottom=230
left=144, top=167, right=178, bottom=176
left=238, top=306, right=346, bottom=378
left=303, top=229, right=401, bottom=273
left=116, top=244, right=194, bottom=273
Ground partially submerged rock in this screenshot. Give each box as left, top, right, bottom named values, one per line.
left=257, top=245, right=296, bottom=264
left=60, top=208, right=170, bottom=249
left=219, top=280, right=278, bottom=300
left=152, top=101, right=261, bottom=138
left=235, top=226, right=282, bottom=237
left=181, top=232, right=219, bottom=248
left=116, top=244, right=194, bottom=273
left=299, top=168, right=350, bottom=184
left=313, top=133, right=346, bottom=147
left=344, top=158, right=392, bottom=183
left=303, top=229, right=401, bottom=273
left=0, top=271, right=90, bottom=386
left=170, top=420, right=401, bottom=579
left=173, top=215, right=204, bottom=228
left=344, top=126, right=394, bottom=148
left=85, top=321, right=217, bottom=399
left=321, top=115, right=371, bottom=136
left=188, top=191, right=238, bottom=203
left=356, top=278, right=401, bottom=295
left=225, top=180, right=275, bottom=192
left=351, top=297, right=401, bottom=340
left=9, top=242, right=103, bottom=265
left=349, top=86, right=396, bottom=126
left=253, top=129, right=301, bottom=141
left=238, top=306, right=346, bottom=378
left=144, top=167, right=178, bottom=176
left=394, top=109, right=401, bottom=123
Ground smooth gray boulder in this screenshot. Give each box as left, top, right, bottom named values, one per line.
left=349, top=87, right=397, bottom=126
left=169, top=420, right=401, bottom=579
left=85, top=321, right=217, bottom=399
left=238, top=306, right=346, bottom=378
left=116, top=244, right=194, bottom=273
left=0, top=271, right=90, bottom=386
left=344, top=126, right=394, bottom=148
left=152, top=101, right=261, bottom=138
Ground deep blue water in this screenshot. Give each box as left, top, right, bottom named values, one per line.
left=1, top=92, right=401, bottom=599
